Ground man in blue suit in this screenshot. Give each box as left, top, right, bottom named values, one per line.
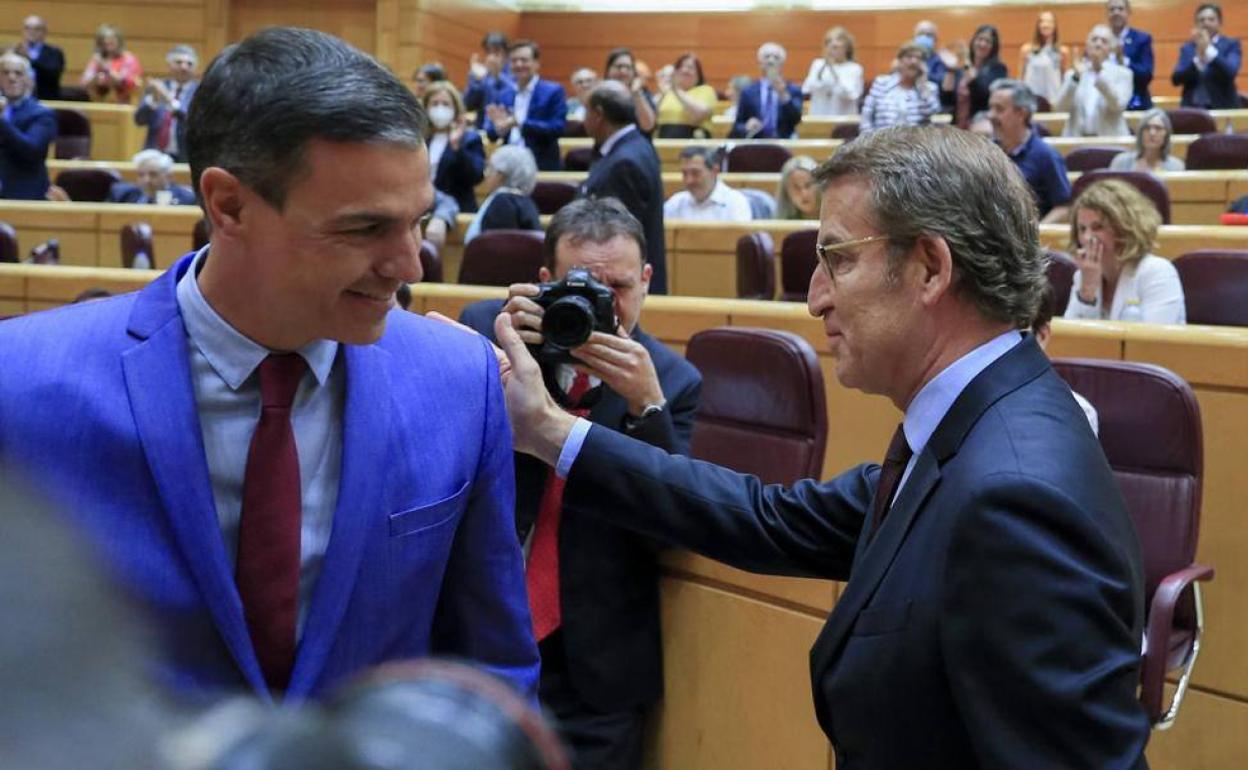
left=485, top=40, right=566, bottom=171
left=107, top=148, right=197, bottom=205
left=1107, top=0, right=1154, bottom=110
left=0, top=52, right=55, bottom=200
left=463, top=31, right=515, bottom=130
left=730, top=42, right=803, bottom=140
left=1171, top=3, right=1242, bottom=110
left=494, top=126, right=1150, bottom=769
left=134, top=44, right=199, bottom=163
left=0, top=27, right=538, bottom=703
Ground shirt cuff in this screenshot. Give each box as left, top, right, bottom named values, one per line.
left=1204, top=44, right=1219, bottom=61
left=555, top=417, right=593, bottom=479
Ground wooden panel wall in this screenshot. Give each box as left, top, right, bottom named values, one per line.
left=397, top=0, right=520, bottom=86
left=228, top=0, right=378, bottom=58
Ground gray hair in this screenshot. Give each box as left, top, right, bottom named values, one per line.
left=775, top=155, right=819, bottom=220
left=1134, top=107, right=1173, bottom=159
left=757, top=42, right=787, bottom=62
left=543, top=197, right=647, bottom=269
left=167, top=44, right=197, bottom=64
left=678, top=145, right=721, bottom=169
left=0, top=52, right=34, bottom=81
left=988, top=78, right=1038, bottom=119
left=814, top=126, right=1046, bottom=329
left=132, top=149, right=174, bottom=173
left=487, top=145, right=538, bottom=195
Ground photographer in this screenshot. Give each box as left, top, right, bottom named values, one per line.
left=458, top=197, right=701, bottom=770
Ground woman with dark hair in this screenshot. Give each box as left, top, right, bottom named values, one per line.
left=603, top=47, right=656, bottom=134
left=656, top=52, right=718, bottom=138
left=1019, top=11, right=1070, bottom=104
left=949, top=24, right=1008, bottom=126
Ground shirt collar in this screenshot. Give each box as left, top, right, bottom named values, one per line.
left=175, top=247, right=339, bottom=391
left=700, top=179, right=735, bottom=206
left=599, top=124, right=636, bottom=156
left=1003, top=129, right=1035, bottom=158
left=516, top=76, right=538, bottom=97
left=901, top=330, right=1023, bottom=456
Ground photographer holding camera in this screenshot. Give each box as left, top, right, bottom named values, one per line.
left=458, top=197, right=701, bottom=770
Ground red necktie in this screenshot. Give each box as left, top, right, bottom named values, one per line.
left=237, top=353, right=306, bottom=692
left=154, top=84, right=180, bottom=152
left=526, top=372, right=592, bottom=641
left=868, top=423, right=912, bottom=541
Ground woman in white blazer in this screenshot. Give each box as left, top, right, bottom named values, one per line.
left=1054, top=24, right=1134, bottom=137
left=802, top=27, right=864, bottom=116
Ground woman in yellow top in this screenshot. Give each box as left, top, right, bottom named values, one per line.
left=656, top=53, right=718, bottom=138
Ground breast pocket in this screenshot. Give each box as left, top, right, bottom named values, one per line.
left=851, top=600, right=911, bottom=637
left=388, top=480, right=470, bottom=538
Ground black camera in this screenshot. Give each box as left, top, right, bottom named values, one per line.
left=531, top=267, right=617, bottom=364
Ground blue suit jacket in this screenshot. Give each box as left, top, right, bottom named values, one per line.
left=1172, top=35, right=1242, bottom=109
left=485, top=78, right=567, bottom=171
left=0, top=96, right=56, bottom=200
left=730, top=80, right=803, bottom=139
left=433, top=129, right=486, bottom=214
left=562, top=337, right=1149, bottom=769
left=1119, top=27, right=1154, bottom=110
left=0, top=255, right=540, bottom=702
left=464, top=72, right=516, bottom=129
left=106, top=181, right=197, bottom=205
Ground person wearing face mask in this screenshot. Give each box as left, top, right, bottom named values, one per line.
left=422, top=81, right=485, bottom=214
left=1055, top=24, right=1133, bottom=137
left=913, top=20, right=956, bottom=112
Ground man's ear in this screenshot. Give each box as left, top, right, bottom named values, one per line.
left=198, top=167, right=247, bottom=239
left=914, top=234, right=954, bottom=306
left=640, top=262, right=653, bottom=293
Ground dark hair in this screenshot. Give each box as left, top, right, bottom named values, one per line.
left=482, top=31, right=509, bottom=51
left=543, top=197, right=647, bottom=269
left=971, top=24, right=1002, bottom=64
left=678, top=145, right=722, bottom=169
left=673, top=53, right=705, bottom=86
left=1031, top=280, right=1056, bottom=334
left=417, top=62, right=446, bottom=82
left=604, top=47, right=634, bottom=74
left=587, top=81, right=635, bottom=126
left=1195, top=3, right=1222, bottom=22
left=187, top=27, right=427, bottom=209
left=509, top=39, right=539, bottom=59
left=1031, top=12, right=1060, bottom=48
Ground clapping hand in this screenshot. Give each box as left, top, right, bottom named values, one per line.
left=469, top=53, right=487, bottom=81
left=485, top=103, right=514, bottom=133
left=1075, top=235, right=1105, bottom=302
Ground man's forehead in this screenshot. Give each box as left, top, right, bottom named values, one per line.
left=555, top=235, right=643, bottom=273
left=818, top=178, right=874, bottom=240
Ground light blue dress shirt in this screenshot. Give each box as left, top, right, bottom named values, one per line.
left=175, top=248, right=345, bottom=636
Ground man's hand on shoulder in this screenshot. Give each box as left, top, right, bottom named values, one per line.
left=571, top=328, right=664, bottom=417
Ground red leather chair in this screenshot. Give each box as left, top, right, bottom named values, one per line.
left=192, top=217, right=211, bottom=252
left=1045, top=248, right=1077, bottom=314
left=1184, top=133, right=1248, bottom=171
left=563, top=147, right=595, bottom=172
left=1164, top=108, right=1217, bottom=136
left=530, top=181, right=578, bottom=215
left=830, top=123, right=859, bottom=141
left=779, top=229, right=818, bottom=302
left=1173, top=249, right=1248, bottom=326
left=458, top=230, right=545, bottom=287
left=419, top=239, right=443, bottom=283
left=1050, top=359, right=1213, bottom=729
left=686, top=327, right=827, bottom=484
left=1035, top=95, right=1053, bottom=113
left=53, top=109, right=92, bottom=160
left=56, top=85, right=90, bottom=102
left=735, top=232, right=775, bottom=300
left=1071, top=170, right=1171, bottom=224
left=726, top=143, right=792, bottom=173
left=55, top=168, right=121, bottom=203
left=0, top=222, right=18, bottom=263
left=562, top=120, right=587, bottom=138
left=1064, top=146, right=1124, bottom=173
left=120, top=222, right=154, bottom=269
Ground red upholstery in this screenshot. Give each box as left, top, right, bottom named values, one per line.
left=458, top=230, right=545, bottom=287
left=1071, top=170, right=1171, bottom=224
left=1045, top=248, right=1077, bottom=314
left=53, top=109, right=92, bottom=160
left=419, top=239, right=443, bottom=283
left=1035, top=95, right=1052, bottom=113
left=779, top=229, right=818, bottom=302
left=562, top=120, right=587, bottom=138
left=56, top=85, right=90, bottom=102
left=830, top=123, right=859, bottom=141
left=120, top=222, right=154, bottom=269
left=1173, top=249, right=1248, bottom=326
left=686, top=327, right=827, bottom=485
left=55, top=168, right=121, bottom=202
left=1064, top=146, right=1123, bottom=173
left=735, top=232, right=776, bottom=300
left=192, top=218, right=211, bottom=252
left=563, top=147, right=595, bottom=172
left=1184, top=133, right=1248, bottom=171
left=726, top=143, right=792, bottom=173
left=1051, top=359, right=1213, bottom=727
left=1165, top=108, right=1217, bottom=135
left=0, top=221, right=18, bottom=263
left=530, top=181, right=578, bottom=215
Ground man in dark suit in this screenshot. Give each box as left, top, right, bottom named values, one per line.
left=459, top=197, right=700, bottom=770
left=134, top=45, right=200, bottom=163
left=1171, top=3, right=1242, bottom=110
left=577, top=81, right=668, bottom=295
left=730, top=42, right=803, bottom=139
left=1107, top=0, right=1154, bottom=110
left=484, top=40, right=566, bottom=171
left=106, top=149, right=196, bottom=205
left=16, top=16, right=64, bottom=101
left=493, top=126, right=1151, bottom=769
left=0, top=52, right=56, bottom=200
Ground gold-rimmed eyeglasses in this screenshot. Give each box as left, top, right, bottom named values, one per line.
left=815, top=234, right=889, bottom=276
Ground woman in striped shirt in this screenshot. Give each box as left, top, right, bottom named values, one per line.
left=860, top=41, right=941, bottom=133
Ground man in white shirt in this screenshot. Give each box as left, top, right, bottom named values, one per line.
left=663, top=146, right=752, bottom=222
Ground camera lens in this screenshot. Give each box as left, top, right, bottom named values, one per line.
left=542, top=296, right=596, bottom=349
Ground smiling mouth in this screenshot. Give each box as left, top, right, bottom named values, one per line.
left=347, top=288, right=394, bottom=303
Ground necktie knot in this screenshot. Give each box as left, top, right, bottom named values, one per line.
left=884, top=423, right=912, bottom=466
left=258, top=354, right=306, bottom=410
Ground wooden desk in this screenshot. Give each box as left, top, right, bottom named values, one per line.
left=0, top=201, right=199, bottom=269
left=47, top=159, right=194, bottom=188
left=43, top=100, right=147, bottom=162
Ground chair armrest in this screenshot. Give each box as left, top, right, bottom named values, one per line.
left=1141, top=563, right=1215, bottom=725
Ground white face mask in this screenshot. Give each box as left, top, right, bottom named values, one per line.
left=428, top=105, right=455, bottom=130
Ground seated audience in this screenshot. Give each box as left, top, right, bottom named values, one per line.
left=1171, top=3, right=1241, bottom=110
left=1055, top=25, right=1133, bottom=137
left=802, top=27, right=863, bottom=116
left=1031, top=283, right=1100, bottom=435
left=134, top=45, right=199, bottom=163
left=603, top=47, right=656, bottom=134
left=424, top=189, right=461, bottom=251
left=16, top=15, right=64, bottom=100
left=81, top=24, right=142, bottom=103
left=1110, top=108, right=1184, bottom=173
left=730, top=42, right=802, bottom=139
left=1107, top=0, right=1155, bottom=110
left=423, top=81, right=485, bottom=213
left=663, top=146, right=751, bottom=222
left=860, top=41, right=940, bottom=133
left=1019, top=11, right=1070, bottom=105
left=951, top=24, right=1008, bottom=126
left=656, top=53, right=717, bottom=139
left=0, top=52, right=55, bottom=200
left=465, top=145, right=540, bottom=243
left=989, top=79, right=1071, bottom=223
left=464, top=32, right=515, bottom=129
left=774, top=155, right=820, bottom=220
left=106, top=149, right=195, bottom=205
left=412, top=62, right=446, bottom=100
left=566, top=67, right=598, bottom=121
left=722, top=74, right=752, bottom=120
left=1064, top=179, right=1185, bottom=324
left=484, top=40, right=566, bottom=171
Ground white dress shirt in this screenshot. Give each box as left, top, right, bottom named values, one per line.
left=802, top=58, right=864, bottom=116
left=663, top=179, right=753, bottom=222
left=1063, top=254, right=1186, bottom=324
left=1055, top=61, right=1133, bottom=137
left=509, top=76, right=538, bottom=146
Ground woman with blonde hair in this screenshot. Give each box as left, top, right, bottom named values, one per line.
left=775, top=155, right=821, bottom=220
left=802, top=27, right=864, bottom=116
left=422, top=81, right=485, bottom=213
left=1064, top=179, right=1185, bottom=324
left=81, top=24, right=143, bottom=103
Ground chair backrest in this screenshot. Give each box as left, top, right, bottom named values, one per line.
left=1071, top=169, right=1171, bottom=224
left=56, top=85, right=91, bottom=102
left=53, top=109, right=92, bottom=160
left=1173, top=249, right=1248, bottom=326
left=562, top=120, right=587, bottom=138
left=779, top=229, right=818, bottom=302
left=120, top=222, right=154, bottom=269
left=1064, top=145, right=1124, bottom=173
left=563, top=147, right=595, bottom=172
left=0, top=221, right=17, bottom=263
left=1035, top=95, right=1053, bottom=114
left=1033, top=121, right=1052, bottom=138
left=1045, top=248, right=1077, bottom=315
left=419, top=239, right=443, bottom=283
left=458, top=230, right=545, bottom=287
left=726, top=143, right=792, bottom=173
left=686, top=327, right=827, bottom=484
left=54, top=168, right=122, bottom=202
left=1184, top=133, right=1248, bottom=170
left=1164, top=108, right=1217, bottom=136
left=830, top=123, right=859, bottom=141
left=740, top=187, right=776, bottom=219
left=192, top=217, right=211, bottom=252
left=530, top=181, right=578, bottom=216
left=735, top=232, right=775, bottom=300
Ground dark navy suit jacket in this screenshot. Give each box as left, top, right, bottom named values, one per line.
left=561, top=337, right=1150, bottom=769
left=485, top=78, right=566, bottom=171
left=106, top=181, right=197, bottom=205
left=1172, top=35, right=1242, bottom=109
left=464, top=72, right=516, bottom=129
left=0, top=96, right=56, bottom=200
left=433, top=129, right=485, bottom=213
left=730, top=79, right=803, bottom=139
left=1119, top=27, right=1155, bottom=110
